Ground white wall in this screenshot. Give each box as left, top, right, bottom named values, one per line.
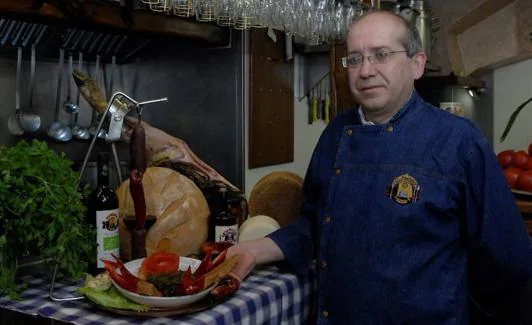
left=493, top=58, right=532, bottom=153
left=243, top=54, right=326, bottom=198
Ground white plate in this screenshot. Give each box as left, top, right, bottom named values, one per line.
left=111, top=256, right=215, bottom=309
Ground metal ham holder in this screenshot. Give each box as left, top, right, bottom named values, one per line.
left=49, top=91, right=167, bottom=302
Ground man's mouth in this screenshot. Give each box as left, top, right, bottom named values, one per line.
left=359, top=85, right=382, bottom=91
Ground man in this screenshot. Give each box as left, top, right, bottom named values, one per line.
left=227, top=10, right=532, bottom=324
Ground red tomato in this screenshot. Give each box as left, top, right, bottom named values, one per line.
left=513, top=150, right=529, bottom=169
left=529, top=143, right=532, bottom=157
left=497, top=150, right=515, bottom=168
left=504, top=167, right=523, bottom=188
left=517, top=170, right=532, bottom=192
left=524, top=159, right=532, bottom=171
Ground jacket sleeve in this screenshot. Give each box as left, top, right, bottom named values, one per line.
left=463, top=134, right=532, bottom=303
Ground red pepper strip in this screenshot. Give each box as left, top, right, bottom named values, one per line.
left=102, top=258, right=139, bottom=293
left=201, top=241, right=234, bottom=256
left=211, top=274, right=240, bottom=300
left=185, top=276, right=206, bottom=295
left=112, top=253, right=141, bottom=284
left=176, top=266, right=194, bottom=296
left=209, top=249, right=228, bottom=271
left=194, top=249, right=213, bottom=279
left=129, top=169, right=146, bottom=230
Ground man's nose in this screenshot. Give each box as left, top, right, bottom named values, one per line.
left=358, top=57, right=376, bottom=77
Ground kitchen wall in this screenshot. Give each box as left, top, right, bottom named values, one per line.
left=243, top=53, right=326, bottom=196
left=493, top=58, right=532, bottom=153
left=0, top=31, right=245, bottom=190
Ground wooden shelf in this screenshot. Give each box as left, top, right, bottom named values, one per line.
left=517, top=199, right=532, bottom=214
left=0, top=0, right=230, bottom=47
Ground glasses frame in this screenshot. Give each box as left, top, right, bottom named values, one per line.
left=341, top=50, right=408, bottom=68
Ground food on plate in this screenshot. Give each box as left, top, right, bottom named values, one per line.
left=77, top=274, right=149, bottom=312
left=85, top=272, right=112, bottom=291
left=102, top=248, right=240, bottom=299
left=117, top=167, right=210, bottom=260
left=139, top=251, right=180, bottom=279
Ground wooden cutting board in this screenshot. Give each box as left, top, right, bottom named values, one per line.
left=248, top=171, right=303, bottom=227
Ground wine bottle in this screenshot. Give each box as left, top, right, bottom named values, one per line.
left=87, top=152, right=120, bottom=274
left=212, top=188, right=238, bottom=245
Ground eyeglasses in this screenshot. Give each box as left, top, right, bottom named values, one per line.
left=341, top=50, right=408, bottom=68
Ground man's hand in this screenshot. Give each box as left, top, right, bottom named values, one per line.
left=226, top=243, right=258, bottom=281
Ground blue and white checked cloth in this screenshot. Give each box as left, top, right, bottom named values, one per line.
left=0, top=266, right=313, bottom=325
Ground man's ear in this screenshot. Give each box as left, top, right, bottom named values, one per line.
left=411, top=52, right=427, bottom=80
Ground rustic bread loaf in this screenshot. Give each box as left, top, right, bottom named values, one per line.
left=248, top=171, right=304, bottom=227
left=117, top=167, right=210, bottom=260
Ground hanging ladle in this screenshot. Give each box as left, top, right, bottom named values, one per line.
left=7, top=22, right=29, bottom=136
left=63, top=47, right=78, bottom=114
left=47, top=47, right=72, bottom=142
left=19, top=24, right=46, bottom=133
left=71, top=32, right=93, bottom=140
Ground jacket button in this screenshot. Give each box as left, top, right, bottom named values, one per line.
left=324, top=216, right=331, bottom=224
left=347, top=129, right=353, bottom=136
left=320, top=260, right=327, bottom=269
left=387, top=125, right=394, bottom=132
left=322, top=310, right=329, bottom=318
left=335, top=168, right=341, bottom=175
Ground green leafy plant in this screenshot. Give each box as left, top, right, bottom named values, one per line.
left=0, top=139, right=95, bottom=298
left=499, top=95, right=532, bottom=142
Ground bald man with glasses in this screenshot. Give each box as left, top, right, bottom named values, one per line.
left=225, top=10, right=532, bottom=325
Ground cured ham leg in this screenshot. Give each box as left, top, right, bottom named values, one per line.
left=122, top=117, right=240, bottom=192
left=72, top=69, right=240, bottom=193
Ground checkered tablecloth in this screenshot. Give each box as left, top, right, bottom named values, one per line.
left=0, top=266, right=313, bottom=325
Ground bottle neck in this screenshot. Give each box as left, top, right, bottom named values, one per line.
left=97, top=159, right=110, bottom=187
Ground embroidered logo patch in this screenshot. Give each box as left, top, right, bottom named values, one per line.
left=385, top=174, right=421, bottom=205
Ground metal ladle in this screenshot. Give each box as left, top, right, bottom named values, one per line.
left=63, top=50, right=77, bottom=114
left=7, top=22, right=29, bottom=136
left=47, top=47, right=72, bottom=142
left=7, top=46, right=24, bottom=135
left=71, top=32, right=93, bottom=140
left=19, top=25, right=45, bottom=132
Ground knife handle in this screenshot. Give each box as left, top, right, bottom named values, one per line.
left=312, top=98, right=318, bottom=122
left=324, top=98, right=331, bottom=124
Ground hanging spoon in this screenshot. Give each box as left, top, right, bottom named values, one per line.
left=19, top=24, right=42, bottom=132
left=7, top=46, right=24, bottom=135
left=72, top=32, right=93, bottom=140
left=7, top=23, right=29, bottom=135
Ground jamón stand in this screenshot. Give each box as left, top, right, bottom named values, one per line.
left=49, top=91, right=167, bottom=302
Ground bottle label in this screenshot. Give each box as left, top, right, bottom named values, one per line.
left=96, top=208, right=120, bottom=268
left=214, top=225, right=238, bottom=244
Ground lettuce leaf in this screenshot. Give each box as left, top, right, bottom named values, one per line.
left=78, top=285, right=149, bottom=312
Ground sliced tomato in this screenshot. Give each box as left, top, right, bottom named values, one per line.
left=139, top=252, right=180, bottom=278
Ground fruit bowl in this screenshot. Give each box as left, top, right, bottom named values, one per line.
left=111, top=256, right=215, bottom=309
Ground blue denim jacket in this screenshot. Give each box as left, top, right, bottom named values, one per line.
left=268, top=92, right=532, bottom=324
